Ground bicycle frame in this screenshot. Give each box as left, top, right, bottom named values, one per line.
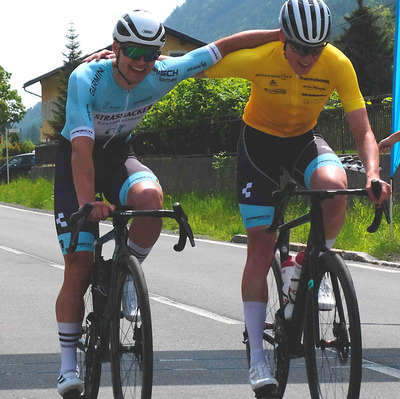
left=268, top=181, right=390, bottom=357
left=273, top=192, right=327, bottom=356
left=69, top=202, right=195, bottom=398
left=83, top=206, right=195, bottom=355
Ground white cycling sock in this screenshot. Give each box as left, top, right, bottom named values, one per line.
left=325, top=238, right=336, bottom=249
left=243, top=301, right=267, bottom=366
left=58, top=322, right=81, bottom=375
left=319, top=238, right=336, bottom=256
left=128, top=239, right=152, bottom=264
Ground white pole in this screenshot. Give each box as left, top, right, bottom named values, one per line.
left=5, top=129, right=9, bottom=184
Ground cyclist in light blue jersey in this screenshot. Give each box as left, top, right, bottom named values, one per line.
left=54, top=9, right=279, bottom=398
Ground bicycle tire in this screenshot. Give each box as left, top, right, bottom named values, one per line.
left=245, top=253, right=290, bottom=399
left=77, top=285, right=102, bottom=399
left=304, top=251, right=362, bottom=399
left=110, top=254, right=153, bottom=399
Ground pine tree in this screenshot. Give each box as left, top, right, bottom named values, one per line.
left=48, top=23, right=82, bottom=139
left=334, top=0, right=395, bottom=96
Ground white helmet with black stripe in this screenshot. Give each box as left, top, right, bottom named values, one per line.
left=279, top=0, right=332, bottom=47
left=113, top=10, right=166, bottom=49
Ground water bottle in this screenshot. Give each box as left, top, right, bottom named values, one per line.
left=281, top=256, right=294, bottom=307
left=284, top=251, right=305, bottom=320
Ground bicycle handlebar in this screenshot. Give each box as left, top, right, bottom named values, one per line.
left=266, top=179, right=391, bottom=234
left=66, top=202, right=195, bottom=254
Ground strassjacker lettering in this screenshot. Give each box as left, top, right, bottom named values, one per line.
left=94, top=105, right=154, bottom=121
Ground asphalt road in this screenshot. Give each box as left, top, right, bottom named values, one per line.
left=0, top=203, right=399, bottom=398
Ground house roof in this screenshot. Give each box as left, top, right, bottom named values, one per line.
left=23, top=27, right=206, bottom=89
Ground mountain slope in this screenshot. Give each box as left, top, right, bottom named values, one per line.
left=15, top=102, right=41, bottom=143
left=164, top=0, right=395, bottom=43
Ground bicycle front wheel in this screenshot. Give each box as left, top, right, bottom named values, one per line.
left=110, top=254, right=153, bottom=399
left=304, top=251, right=362, bottom=399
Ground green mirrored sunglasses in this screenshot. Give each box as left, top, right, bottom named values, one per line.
left=121, top=45, right=161, bottom=62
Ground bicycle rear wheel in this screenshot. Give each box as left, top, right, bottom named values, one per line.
left=245, top=253, right=290, bottom=399
left=77, top=284, right=102, bottom=399
left=110, top=254, right=153, bottom=399
left=304, top=251, right=362, bottom=399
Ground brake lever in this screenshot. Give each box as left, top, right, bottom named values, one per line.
left=172, top=202, right=195, bottom=252
left=367, top=179, right=383, bottom=233
left=66, top=203, right=93, bottom=253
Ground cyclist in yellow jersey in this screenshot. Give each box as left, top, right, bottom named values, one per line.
left=207, top=42, right=365, bottom=137
left=201, top=0, right=391, bottom=394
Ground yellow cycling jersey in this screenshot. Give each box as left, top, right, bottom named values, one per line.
left=204, top=42, right=365, bottom=137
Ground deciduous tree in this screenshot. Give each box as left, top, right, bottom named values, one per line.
left=0, top=66, right=26, bottom=133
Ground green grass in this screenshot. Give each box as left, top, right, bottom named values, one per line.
left=0, top=177, right=53, bottom=210
left=0, top=177, right=399, bottom=261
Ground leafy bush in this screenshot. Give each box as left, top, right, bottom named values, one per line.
left=137, top=77, right=250, bottom=131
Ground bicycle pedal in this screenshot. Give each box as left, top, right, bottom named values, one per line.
left=62, top=389, right=81, bottom=399
left=254, top=385, right=278, bottom=399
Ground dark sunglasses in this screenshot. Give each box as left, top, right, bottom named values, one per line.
left=121, top=45, right=161, bottom=62
left=288, top=41, right=327, bottom=57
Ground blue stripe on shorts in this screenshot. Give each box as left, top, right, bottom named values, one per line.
left=239, top=204, right=274, bottom=229
left=304, top=153, right=344, bottom=189
left=58, top=232, right=94, bottom=255
left=119, top=171, right=161, bottom=206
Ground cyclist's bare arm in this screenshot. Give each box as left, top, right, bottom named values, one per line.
left=83, top=29, right=280, bottom=65
left=346, top=108, right=391, bottom=205
left=83, top=50, right=169, bottom=62
left=71, top=136, right=115, bottom=221
left=214, top=29, right=280, bottom=57
left=378, top=130, right=400, bottom=153
left=196, top=29, right=280, bottom=78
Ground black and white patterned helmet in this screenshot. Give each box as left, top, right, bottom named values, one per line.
left=113, top=10, right=166, bottom=48
left=279, top=0, right=332, bottom=47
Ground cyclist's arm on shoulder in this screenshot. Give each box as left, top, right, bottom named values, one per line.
left=83, top=49, right=115, bottom=62
left=346, top=108, right=391, bottom=204
left=214, top=29, right=280, bottom=57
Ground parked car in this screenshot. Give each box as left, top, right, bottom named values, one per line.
left=0, top=152, right=35, bottom=182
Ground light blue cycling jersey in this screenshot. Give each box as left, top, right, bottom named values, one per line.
left=61, top=44, right=221, bottom=142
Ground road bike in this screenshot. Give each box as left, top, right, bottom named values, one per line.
left=66, top=202, right=195, bottom=399
left=243, top=179, right=390, bottom=399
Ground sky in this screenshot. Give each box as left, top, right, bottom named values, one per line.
left=0, top=0, right=186, bottom=109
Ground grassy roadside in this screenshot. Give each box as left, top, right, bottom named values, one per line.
left=0, top=177, right=399, bottom=262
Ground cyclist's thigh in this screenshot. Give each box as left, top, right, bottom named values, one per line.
left=237, top=123, right=282, bottom=229
left=54, top=138, right=97, bottom=255
left=289, top=128, right=345, bottom=189
left=104, top=155, right=162, bottom=207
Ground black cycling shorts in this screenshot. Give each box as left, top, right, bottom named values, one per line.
left=236, top=122, right=344, bottom=229
left=54, top=136, right=160, bottom=255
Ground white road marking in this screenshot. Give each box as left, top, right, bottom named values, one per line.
left=347, top=261, right=400, bottom=273
left=0, top=245, right=23, bottom=254
left=149, top=293, right=243, bottom=325
left=363, top=359, right=400, bottom=379
left=0, top=243, right=242, bottom=325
